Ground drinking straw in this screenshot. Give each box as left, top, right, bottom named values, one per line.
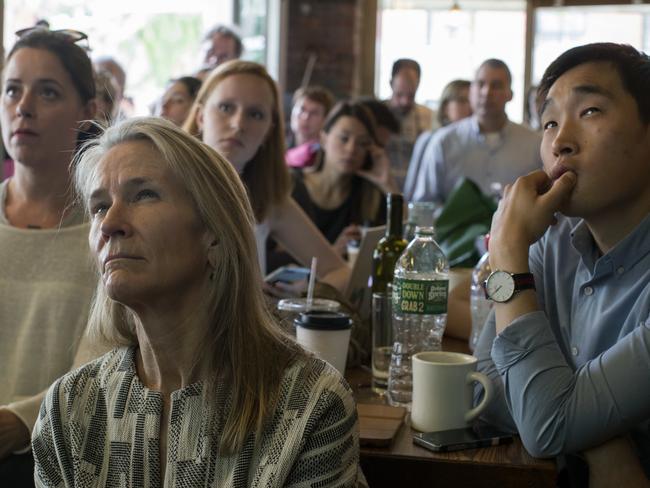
left=306, top=257, right=317, bottom=310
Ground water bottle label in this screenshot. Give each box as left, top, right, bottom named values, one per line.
left=393, top=278, right=448, bottom=314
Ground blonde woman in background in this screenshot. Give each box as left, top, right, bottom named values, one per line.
left=184, top=60, right=349, bottom=292
left=32, top=117, right=364, bottom=487
left=436, top=79, right=472, bottom=128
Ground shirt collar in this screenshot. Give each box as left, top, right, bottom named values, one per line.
left=570, top=212, right=650, bottom=276
left=469, top=115, right=511, bottom=138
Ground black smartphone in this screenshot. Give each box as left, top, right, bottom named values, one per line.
left=413, top=425, right=514, bottom=453
left=264, top=266, right=311, bottom=284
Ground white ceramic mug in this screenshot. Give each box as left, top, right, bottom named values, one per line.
left=411, top=351, right=493, bottom=432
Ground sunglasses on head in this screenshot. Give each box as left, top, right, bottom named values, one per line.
left=15, top=26, right=90, bottom=49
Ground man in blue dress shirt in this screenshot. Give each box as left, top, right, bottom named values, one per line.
left=411, top=58, right=541, bottom=203
left=476, top=43, right=650, bottom=484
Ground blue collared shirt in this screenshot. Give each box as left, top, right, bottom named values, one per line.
left=475, top=213, right=650, bottom=472
left=411, top=116, right=542, bottom=203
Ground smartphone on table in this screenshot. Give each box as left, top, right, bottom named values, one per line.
left=264, top=266, right=311, bottom=284
left=413, top=425, right=514, bottom=453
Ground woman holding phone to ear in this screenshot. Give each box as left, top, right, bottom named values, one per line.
left=292, top=101, right=399, bottom=257
left=183, top=61, right=349, bottom=292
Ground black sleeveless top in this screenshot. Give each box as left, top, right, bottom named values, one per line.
left=291, top=171, right=385, bottom=243
left=265, top=170, right=386, bottom=272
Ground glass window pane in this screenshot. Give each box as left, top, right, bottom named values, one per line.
left=533, top=5, right=650, bottom=83
left=377, top=2, right=526, bottom=122
left=4, top=0, right=231, bottom=115
left=236, top=0, right=268, bottom=65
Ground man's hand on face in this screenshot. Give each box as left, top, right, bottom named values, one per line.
left=489, top=170, right=576, bottom=272
left=0, top=409, right=30, bottom=459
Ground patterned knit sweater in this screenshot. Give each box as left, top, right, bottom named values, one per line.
left=32, top=347, right=365, bottom=487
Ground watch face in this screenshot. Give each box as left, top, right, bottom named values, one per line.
left=485, top=270, right=515, bottom=303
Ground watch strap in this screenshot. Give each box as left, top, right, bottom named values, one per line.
left=512, top=273, right=536, bottom=292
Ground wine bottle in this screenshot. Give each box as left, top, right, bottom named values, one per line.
left=371, top=193, right=407, bottom=294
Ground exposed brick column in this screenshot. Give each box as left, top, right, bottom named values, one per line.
left=284, top=0, right=375, bottom=100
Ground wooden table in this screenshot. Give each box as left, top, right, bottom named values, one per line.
left=348, top=337, right=557, bottom=488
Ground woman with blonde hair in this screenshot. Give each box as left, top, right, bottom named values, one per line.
left=436, top=79, right=471, bottom=127
left=184, top=60, right=349, bottom=291
left=32, top=117, right=363, bottom=486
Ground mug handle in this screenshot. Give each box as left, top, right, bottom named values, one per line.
left=464, top=371, right=494, bottom=423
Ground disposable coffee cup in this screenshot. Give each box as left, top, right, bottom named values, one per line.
left=277, top=298, right=341, bottom=335
left=294, top=311, right=352, bottom=374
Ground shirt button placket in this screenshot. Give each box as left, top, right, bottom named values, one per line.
left=584, top=286, right=594, bottom=296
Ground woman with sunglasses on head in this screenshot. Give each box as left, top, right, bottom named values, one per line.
left=291, top=100, right=399, bottom=257
left=0, top=28, right=97, bottom=485
left=184, top=61, right=349, bottom=291
left=32, top=116, right=364, bottom=487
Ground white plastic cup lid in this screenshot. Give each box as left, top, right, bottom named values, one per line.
left=277, top=298, right=341, bottom=313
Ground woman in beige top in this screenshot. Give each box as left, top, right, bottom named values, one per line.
left=0, top=27, right=97, bottom=484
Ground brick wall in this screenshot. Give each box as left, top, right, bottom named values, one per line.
left=285, top=0, right=362, bottom=100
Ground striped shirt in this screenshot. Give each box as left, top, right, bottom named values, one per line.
left=33, top=347, right=365, bottom=487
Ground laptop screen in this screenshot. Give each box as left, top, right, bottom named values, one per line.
left=344, top=225, right=386, bottom=320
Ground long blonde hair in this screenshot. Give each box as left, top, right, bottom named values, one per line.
left=184, top=60, right=291, bottom=222
left=74, top=117, right=303, bottom=452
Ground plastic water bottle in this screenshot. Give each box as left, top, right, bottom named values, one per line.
left=469, top=250, right=493, bottom=352
left=403, top=201, right=438, bottom=242
left=387, top=226, right=449, bottom=408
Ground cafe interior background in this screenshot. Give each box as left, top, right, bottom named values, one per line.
left=2, top=0, right=650, bottom=130
left=2, top=1, right=649, bottom=486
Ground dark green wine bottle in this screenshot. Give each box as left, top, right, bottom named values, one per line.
left=372, top=193, right=407, bottom=294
